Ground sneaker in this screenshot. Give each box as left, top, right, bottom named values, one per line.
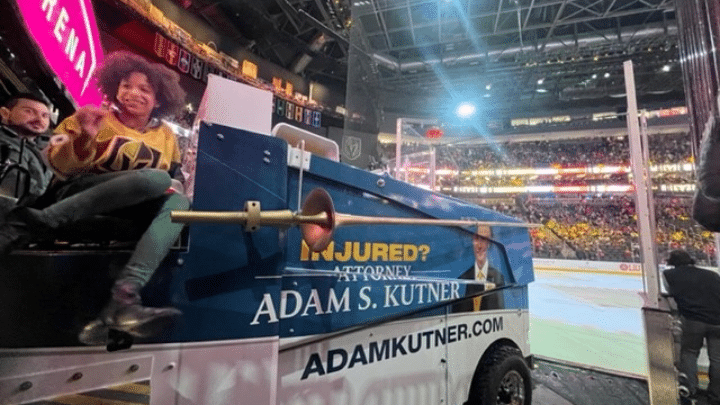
left=78, top=319, right=110, bottom=346
left=113, top=304, right=182, bottom=338
left=77, top=280, right=181, bottom=345
left=78, top=306, right=181, bottom=346
left=78, top=320, right=138, bottom=351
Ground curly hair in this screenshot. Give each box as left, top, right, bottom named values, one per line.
left=95, top=51, right=186, bottom=118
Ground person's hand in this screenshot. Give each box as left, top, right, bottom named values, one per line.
left=75, top=106, right=107, bottom=139
left=169, top=179, right=185, bottom=194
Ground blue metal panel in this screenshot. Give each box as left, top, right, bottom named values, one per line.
left=163, top=127, right=533, bottom=339
left=169, top=123, right=288, bottom=341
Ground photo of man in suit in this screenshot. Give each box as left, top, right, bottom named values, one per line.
left=453, top=224, right=505, bottom=312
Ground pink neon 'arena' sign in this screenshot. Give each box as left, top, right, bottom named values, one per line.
left=16, top=0, right=104, bottom=106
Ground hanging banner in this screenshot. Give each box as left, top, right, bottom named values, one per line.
left=178, top=49, right=191, bottom=74
left=191, top=55, right=204, bottom=79
left=16, top=0, right=105, bottom=106
left=275, top=98, right=322, bottom=128
left=164, top=41, right=179, bottom=66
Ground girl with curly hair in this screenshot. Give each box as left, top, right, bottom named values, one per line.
left=0, top=51, right=190, bottom=345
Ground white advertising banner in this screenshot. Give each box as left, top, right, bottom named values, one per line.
left=533, top=258, right=643, bottom=274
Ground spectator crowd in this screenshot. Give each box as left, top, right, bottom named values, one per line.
left=381, top=132, right=692, bottom=172
left=487, top=196, right=715, bottom=265
left=379, top=132, right=713, bottom=264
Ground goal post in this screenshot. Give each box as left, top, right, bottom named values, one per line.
left=389, top=117, right=441, bottom=190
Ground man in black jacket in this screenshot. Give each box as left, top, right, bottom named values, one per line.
left=664, top=250, right=720, bottom=404
left=0, top=93, right=53, bottom=202
left=453, top=224, right=504, bottom=312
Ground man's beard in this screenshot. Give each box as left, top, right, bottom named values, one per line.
left=8, top=123, right=43, bottom=137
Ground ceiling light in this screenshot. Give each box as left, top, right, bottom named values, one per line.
left=662, top=65, right=671, bottom=72
left=604, top=72, right=610, bottom=78
left=485, top=84, right=491, bottom=90
left=456, top=102, right=476, bottom=118
left=536, top=88, right=548, bottom=93
left=592, top=74, right=598, bottom=79
left=537, top=78, right=544, bottom=85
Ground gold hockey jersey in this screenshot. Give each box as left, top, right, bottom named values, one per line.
left=45, top=112, right=180, bottom=179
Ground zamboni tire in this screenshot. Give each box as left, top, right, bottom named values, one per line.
left=469, top=346, right=532, bottom=405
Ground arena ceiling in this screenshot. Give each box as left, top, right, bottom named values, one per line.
left=181, top=0, right=683, bottom=118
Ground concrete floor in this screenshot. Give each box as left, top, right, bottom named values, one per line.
left=530, top=356, right=649, bottom=405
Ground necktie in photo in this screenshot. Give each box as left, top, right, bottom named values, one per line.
left=474, top=270, right=485, bottom=311
left=473, top=295, right=482, bottom=311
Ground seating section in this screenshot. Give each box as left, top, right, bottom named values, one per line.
left=380, top=132, right=710, bottom=264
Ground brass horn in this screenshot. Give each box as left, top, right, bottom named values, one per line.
left=171, top=188, right=540, bottom=252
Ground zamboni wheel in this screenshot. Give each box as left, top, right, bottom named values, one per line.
left=470, top=346, right=532, bottom=405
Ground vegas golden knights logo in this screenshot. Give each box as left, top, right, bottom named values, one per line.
left=342, top=135, right=362, bottom=161
left=100, top=138, right=163, bottom=172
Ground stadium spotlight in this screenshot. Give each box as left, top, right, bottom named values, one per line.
left=456, top=102, right=476, bottom=118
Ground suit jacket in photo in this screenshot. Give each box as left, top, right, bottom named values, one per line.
left=453, top=265, right=505, bottom=312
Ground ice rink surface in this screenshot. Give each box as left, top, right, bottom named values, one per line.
left=529, top=270, right=647, bottom=376
left=528, top=270, right=651, bottom=405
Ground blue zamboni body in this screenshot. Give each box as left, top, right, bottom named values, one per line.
left=168, top=122, right=534, bottom=343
